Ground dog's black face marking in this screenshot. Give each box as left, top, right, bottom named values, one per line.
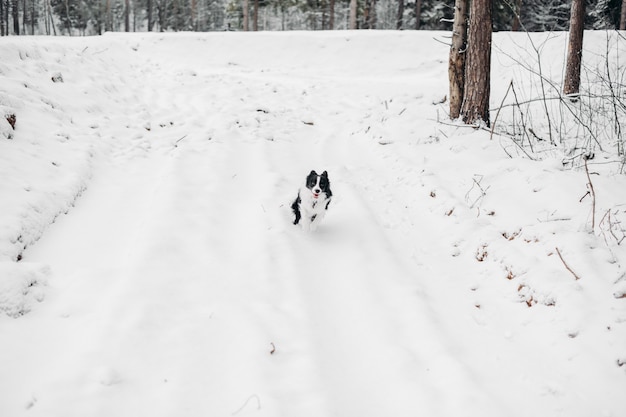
left=305, top=170, right=332, bottom=197
left=306, top=171, right=319, bottom=190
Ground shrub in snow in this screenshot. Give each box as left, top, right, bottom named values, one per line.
left=0, top=262, right=49, bottom=317
left=1, top=114, right=15, bottom=140
left=51, top=73, right=64, bottom=83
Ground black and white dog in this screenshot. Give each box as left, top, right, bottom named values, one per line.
left=291, top=170, right=332, bottom=231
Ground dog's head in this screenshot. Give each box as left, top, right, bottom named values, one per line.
left=305, top=170, right=330, bottom=199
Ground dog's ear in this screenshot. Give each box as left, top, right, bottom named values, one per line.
left=321, top=171, right=328, bottom=178
left=309, top=170, right=318, bottom=177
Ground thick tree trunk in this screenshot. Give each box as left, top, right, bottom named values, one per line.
left=461, top=0, right=492, bottom=126
left=621, top=0, right=626, bottom=30
left=563, top=0, right=585, bottom=97
left=448, top=0, right=467, bottom=120
left=329, top=0, right=335, bottom=29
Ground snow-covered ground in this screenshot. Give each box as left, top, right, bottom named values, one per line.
left=1, top=30, right=625, bottom=416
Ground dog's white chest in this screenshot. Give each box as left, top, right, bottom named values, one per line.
left=297, top=190, right=330, bottom=231
left=301, top=191, right=328, bottom=215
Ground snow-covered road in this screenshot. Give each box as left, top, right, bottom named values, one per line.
left=1, top=32, right=624, bottom=417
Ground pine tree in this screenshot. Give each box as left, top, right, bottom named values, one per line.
left=461, top=0, right=492, bottom=126
left=563, top=0, right=585, bottom=97
left=448, top=0, right=467, bottom=120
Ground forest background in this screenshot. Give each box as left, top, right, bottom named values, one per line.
left=2, top=0, right=626, bottom=37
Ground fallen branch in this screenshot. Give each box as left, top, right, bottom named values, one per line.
left=555, top=247, right=581, bottom=280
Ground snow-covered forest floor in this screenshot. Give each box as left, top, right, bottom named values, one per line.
left=0, top=31, right=625, bottom=416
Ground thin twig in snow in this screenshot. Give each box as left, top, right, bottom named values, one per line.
left=584, top=156, right=596, bottom=232
left=490, top=80, right=514, bottom=141
left=232, top=394, right=261, bottom=415
left=555, top=247, right=581, bottom=280
left=174, top=134, right=188, bottom=148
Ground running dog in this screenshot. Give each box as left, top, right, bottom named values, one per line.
left=291, top=170, right=332, bottom=231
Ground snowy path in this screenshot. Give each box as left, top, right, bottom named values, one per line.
left=8, top=52, right=482, bottom=415
left=1, top=32, right=624, bottom=417
left=15, top=113, right=437, bottom=417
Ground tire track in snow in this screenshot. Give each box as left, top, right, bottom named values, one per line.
left=261, top=124, right=506, bottom=416
left=246, top=122, right=473, bottom=416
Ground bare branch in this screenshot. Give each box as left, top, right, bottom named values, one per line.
left=584, top=156, right=596, bottom=232
left=555, top=247, right=581, bottom=280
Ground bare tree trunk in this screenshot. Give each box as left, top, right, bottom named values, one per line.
left=349, top=0, right=357, bottom=29
left=243, top=0, right=249, bottom=30
left=157, top=0, right=165, bottom=31
left=563, top=0, right=585, bottom=97
left=370, top=0, right=377, bottom=28
left=105, top=0, right=112, bottom=32
left=253, top=0, right=258, bottom=31
left=46, top=0, right=56, bottom=35
left=191, top=0, right=197, bottom=30
left=415, top=0, right=422, bottom=29
left=511, top=0, right=522, bottom=31
left=396, top=0, right=404, bottom=29
left=461, top=0, right=492, bottom=126
left=5, top=0, right=10, bottom=35
left=64, top=0, right=71, bottom=34
left=147, top=0, right=153, bottom=31
left=328, top=0, right=332, bottom=30
left=448, top=0, right=467, bottom=120
left=363, top=0, right=376, bottom=29
left=125, top=0, right=130, bottom=31
left=30, top=0, right=34, bottom=34
left=621, top=0, right=626, bottom=30
left=363, top=1, right=370, bottom=29
left=12, top=0, right=18, bottom=35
